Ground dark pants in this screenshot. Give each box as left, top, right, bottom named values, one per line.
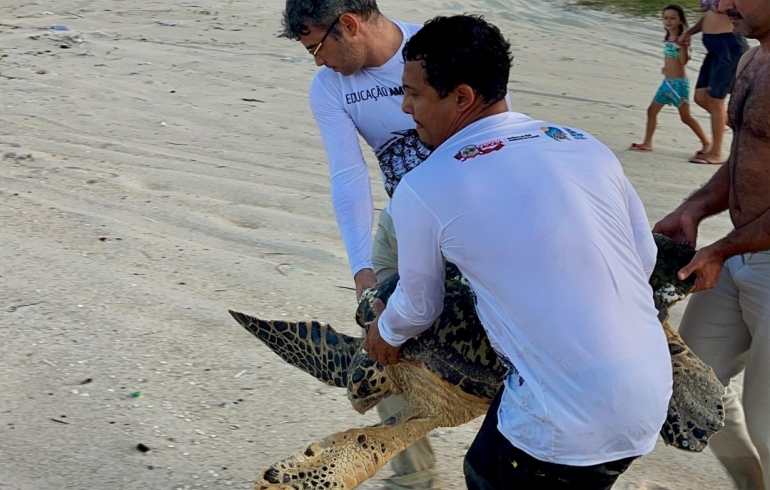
left=464, top=388, right=637, bottom=490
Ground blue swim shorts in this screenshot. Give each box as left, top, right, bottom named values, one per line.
left=654, top=77, right=690, bottom=108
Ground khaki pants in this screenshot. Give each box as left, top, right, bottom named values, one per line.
left=679, top=250, right=770, bottom=490
left=368, top=207, right=440, bottom=490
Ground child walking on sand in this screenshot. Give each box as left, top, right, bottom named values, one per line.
left=630, top=5, right=710, bottom=153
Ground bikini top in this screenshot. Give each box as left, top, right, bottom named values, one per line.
left=664, top=41, right=681, bottom=58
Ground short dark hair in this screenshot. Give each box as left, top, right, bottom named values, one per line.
left=282, top=0, right=380, bottom=40
left=402, top=15, right=512, bottom=104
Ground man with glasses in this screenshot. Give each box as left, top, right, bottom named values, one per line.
left=280, top=1, right=438, bottom=488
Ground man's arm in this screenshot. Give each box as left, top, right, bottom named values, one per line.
left=681, top=164, right=731, bottom=221
left=377, top=181, right=446, bottom=347
left=712, top=212, right=770, bottom=258
left=653, top=164, right=730, bottom=245
left=625, top=177, right=657, bottom=279
left=309, top=75, right=376, bottom=283
left=685, top=17, right=704, bottom=38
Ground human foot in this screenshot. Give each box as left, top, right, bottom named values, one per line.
left=630, top=143, right=652, bottom=151
left=688, top=154, right=724, bottom=165
left=695, top=142, right=712, bottom=157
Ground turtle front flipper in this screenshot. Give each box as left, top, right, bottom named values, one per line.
left=253, top=408, right=437, bottom=490
left=651, top=234, right=696, bottom=321
left=229, top=310, right=361, bottom=388
left=662, top=321, right=725, bottom=451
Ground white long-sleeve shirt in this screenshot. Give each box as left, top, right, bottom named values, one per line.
left=379, top=112, right=671, bottom=466
left=309, top=21, right=510, bottom=276
left=309, top=21, right=427, bottom=276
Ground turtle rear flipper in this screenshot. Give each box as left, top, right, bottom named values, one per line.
left=229, top=310, right=361, bottom=388
left=254, top=407, right=435, bottom=490
left=660, top=321, right=726, bottom=451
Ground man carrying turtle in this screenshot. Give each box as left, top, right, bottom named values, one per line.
left=279, top=0, right=439, bottom=487
left=363, top=14, right=673, bottom=489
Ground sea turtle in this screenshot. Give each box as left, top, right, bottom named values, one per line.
left=229, top=234, right=725, bottom=490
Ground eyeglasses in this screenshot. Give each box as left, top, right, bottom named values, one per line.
left=308, top=15, right=341, bottom=56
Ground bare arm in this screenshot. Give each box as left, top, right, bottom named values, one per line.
left=680, top=164, right=730, bottom=221
left=653, top=164, right=729, bottom=246
left=712, top=212, right=770, bottom=258
left=685, top=17, right=704, bottom=37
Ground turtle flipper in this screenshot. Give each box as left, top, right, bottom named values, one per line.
left=650, top=234, right=697, bottom=321
left=661, top=321, right=725, bottom=452
left=229, top=310, right=362, bottom=388
left=253, top=408, right=436, bottom=490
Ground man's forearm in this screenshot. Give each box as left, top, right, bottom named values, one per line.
left=686, top=17, right=704, bottom=37
left=679, top=163, right=730, bottom=222
left=711, top=209, right=770, bottom=258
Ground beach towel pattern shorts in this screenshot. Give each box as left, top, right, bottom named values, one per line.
left=697, top=32, right=749, bottom=99
left=654, top=77, right=690, bottom=108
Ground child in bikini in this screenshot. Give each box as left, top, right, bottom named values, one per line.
left=630, top=4, right=710, bottom=153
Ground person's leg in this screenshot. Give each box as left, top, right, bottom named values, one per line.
left=372, top=207, right=399, bottom=283
left=370, top=208, right=438, bottom=490
left=696, top=34, right=741, bottom=164
left=674, top=76, right=711, bottom=153
left=735, top=252, right=770, bottom=489
left=679, top=257, right=764, bottom=489
left=631, top=101, right=663, bottom=151
left=496, top=443, right=636, bottom=490
left=693, top=95, right=727, bottom=163
left=464, top=388, right=507, bottom=490
left=678, top=102, right=711, bottom=152
left=466, top=387, right=637, bottom=490
left=694, top=49, right=715, bottom=112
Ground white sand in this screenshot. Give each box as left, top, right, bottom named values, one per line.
left=0, top=0, right=742, bottom=488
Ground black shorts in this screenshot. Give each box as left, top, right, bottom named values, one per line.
left=696, top=32, right=749, bottom=99
left=464, top=388, right=637, bottom=490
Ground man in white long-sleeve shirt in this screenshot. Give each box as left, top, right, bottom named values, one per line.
left=363, top=15, right=673, bottom=489
left=280, top=1, right=438, bottom=488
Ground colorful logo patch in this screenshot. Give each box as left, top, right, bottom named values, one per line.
left=564, top=127, right=587, bottom=140
left=454, top=139, right=505, bottom=162
left=540, top=126, right=570, bottom=142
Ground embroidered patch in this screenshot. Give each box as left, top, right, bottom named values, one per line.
left=454, top=139, right=505, bottom=162
left=540, top=126, right=570, bottom=142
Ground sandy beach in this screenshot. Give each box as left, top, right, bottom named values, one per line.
left=0, top=0, right=747, bottom=488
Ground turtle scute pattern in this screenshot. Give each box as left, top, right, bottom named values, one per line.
left=230, top=233, right=725, bottom=490
left=661, top=322, right=725, bottom=451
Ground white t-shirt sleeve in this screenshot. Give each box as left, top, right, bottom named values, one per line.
left=378, top=181, right=446, bottom=346
left=625, top=177, right=656, bottom=279
left=309, top=74, right=374, bottom=277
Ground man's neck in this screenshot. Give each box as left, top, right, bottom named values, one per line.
left=362, top=18, right=403, bottom=68
left=437, top=100, right=510, bottom=149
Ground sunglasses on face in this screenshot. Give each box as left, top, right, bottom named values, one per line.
left=308, top=15, right=341, bottom=56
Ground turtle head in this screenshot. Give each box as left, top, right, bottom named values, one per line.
left=650, top=234, right=697, bottom=321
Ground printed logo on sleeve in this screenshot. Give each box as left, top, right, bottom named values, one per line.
left=540, top=126, right=570, bottom=142
left=564, top=127, right=587, bottom=140
left=454, top=139, right=505, bottom=162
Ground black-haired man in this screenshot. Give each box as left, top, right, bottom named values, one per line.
left=363, top=15, right=672, bottom=489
